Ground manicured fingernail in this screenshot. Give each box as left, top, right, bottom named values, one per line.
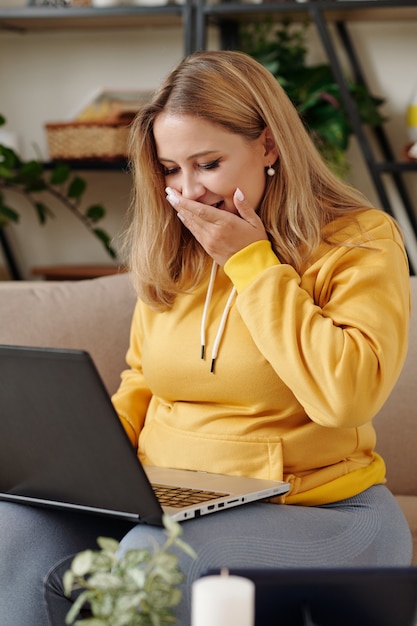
left=235, top=188, right=244, bottom=202
left=165, top=187, right=180, bottom=206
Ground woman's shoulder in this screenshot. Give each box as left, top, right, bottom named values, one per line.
left=325, top=207, right=404, bottom=246
left=300, top=208, right=407, bottom=274
left=356, top=207, right=403, bottom=235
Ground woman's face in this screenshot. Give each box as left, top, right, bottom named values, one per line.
left=153, top=113, right=274, bottom=216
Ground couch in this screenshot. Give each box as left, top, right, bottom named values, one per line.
left=0, top=272, right=415, bottom=564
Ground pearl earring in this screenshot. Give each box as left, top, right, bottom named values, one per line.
left=267, top=165, right=276, bottom=177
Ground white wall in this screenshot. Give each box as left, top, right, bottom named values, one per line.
left=1, top=16, right=416, bottom=278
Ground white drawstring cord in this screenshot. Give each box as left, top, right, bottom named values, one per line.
left=210, top=286, right=237, bottom=373
left=200, top=261, right=218, bottom=360
left=200, top=260, right=237, bottom=373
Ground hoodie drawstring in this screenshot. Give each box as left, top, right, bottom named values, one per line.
left=200, top=261, right=218, bottom=360
left=200, top=261, right=237, bottom=373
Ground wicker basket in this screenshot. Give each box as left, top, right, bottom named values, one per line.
left=45, top=118, right=131, bottom=161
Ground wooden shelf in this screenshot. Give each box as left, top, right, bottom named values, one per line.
left=0, top=4, right=184, bottom=32
left=43, top=159, right=129, bottom=171
left=31, top=264, right=125, bottom=281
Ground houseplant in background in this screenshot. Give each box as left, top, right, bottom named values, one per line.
left=240, top=19, right=385, bottom=177
left=0, top=114, right=117, bottom=262
left=63, top=515, right=196, bottom=626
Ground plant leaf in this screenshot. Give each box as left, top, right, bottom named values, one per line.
left=96, top=536, right=120, bottom=554
left=63, top=570, right=75, bottom=597
left=67, top=176, right=87, bottom=199
left=65, top=590, right=95, bottom=624
left=162, top=514, right=182, bottom=540
left=71, top=550, right=94, bottom=577
left=0, top=197, right=20, bottom=224
left=88, top=572, right=124, bottom=591
left=19, top=160, right=43, bottom=180
left=127, top=567, right=146, bottom=588
left=50, top=163, right=71, bottom=185
left=0, top=164, right=15, bottom=180
left=86, top=204, right=106, bottom=223
left=93, top=228, right=117, bottom=259
left=0, top=144, right=20, bottom=169
left=34, top=201, right=54, bottom=224
left=114, top=591, right=146, bottom=614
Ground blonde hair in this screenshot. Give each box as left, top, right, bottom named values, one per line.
left=123, top=50, right=370, bottom=309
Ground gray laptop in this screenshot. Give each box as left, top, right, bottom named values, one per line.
left=0, top=344, right=289, bottom=525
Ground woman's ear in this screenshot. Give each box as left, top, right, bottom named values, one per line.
left=263, top=127, right=279, bottom=164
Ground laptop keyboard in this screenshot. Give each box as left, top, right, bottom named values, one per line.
left=152, top=483, right=227, bottom=508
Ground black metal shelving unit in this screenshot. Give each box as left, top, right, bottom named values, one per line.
left=194, top=0, right=417, bottom=273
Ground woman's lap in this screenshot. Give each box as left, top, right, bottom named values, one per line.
left=0, top=485, right=411, bottom=625
left=42, top=485, right=412, bottom=625
left=116, top=485, right=412, bottom=624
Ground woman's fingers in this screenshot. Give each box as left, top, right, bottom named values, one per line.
left=165, top=187, right=268, bottom=265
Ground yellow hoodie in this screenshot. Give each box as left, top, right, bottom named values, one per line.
left=112, top=209, right=410, bottom=505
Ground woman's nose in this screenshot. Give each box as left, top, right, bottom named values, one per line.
left=181, top=173, right=205, bottom=201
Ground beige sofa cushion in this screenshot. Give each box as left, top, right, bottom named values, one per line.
left=374, top=276, right=417, bottom=564
left=0, top=273, right=137, bottom=395
left=373, top=276, right=417, bottom=497
left=396, top=496, right=417, bottom=565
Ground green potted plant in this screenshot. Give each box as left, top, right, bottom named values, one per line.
left=240, top=19, right=385, bottom=176
left=0, top=114, right=116, bottom=262
left=63, top=515, right=196, bottom=626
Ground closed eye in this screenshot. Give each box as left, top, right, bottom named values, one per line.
left=199, top=158, right=221, bottom=171
left=162, top=165, right=180, bottom=176
left=161, top=157, right=221, bottom=176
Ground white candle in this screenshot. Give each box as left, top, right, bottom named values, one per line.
left=191, top=571, right=255, bottom=626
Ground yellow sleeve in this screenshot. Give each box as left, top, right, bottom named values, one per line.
left=224, top=240, right=281, bottom=291
left=224, top=210, right=411, bottom=429
left=111, top=300, right=152, bottom=448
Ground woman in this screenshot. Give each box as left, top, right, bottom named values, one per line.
left=2, top=50, right=413, bottom=625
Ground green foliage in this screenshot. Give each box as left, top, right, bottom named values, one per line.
left=63, top=515, right=197, bottom=626
left=240, top=19, right=385, bottom=176
left=0, top=116, right=116, bottom=259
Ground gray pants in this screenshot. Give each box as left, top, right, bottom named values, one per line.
left=0, top=485, right=412, bottom=625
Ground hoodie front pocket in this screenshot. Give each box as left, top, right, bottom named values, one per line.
left=138, top=418, right=284, bottom=481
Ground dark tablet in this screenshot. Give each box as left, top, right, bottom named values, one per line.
left=205, top=566, right=417, bottom=626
